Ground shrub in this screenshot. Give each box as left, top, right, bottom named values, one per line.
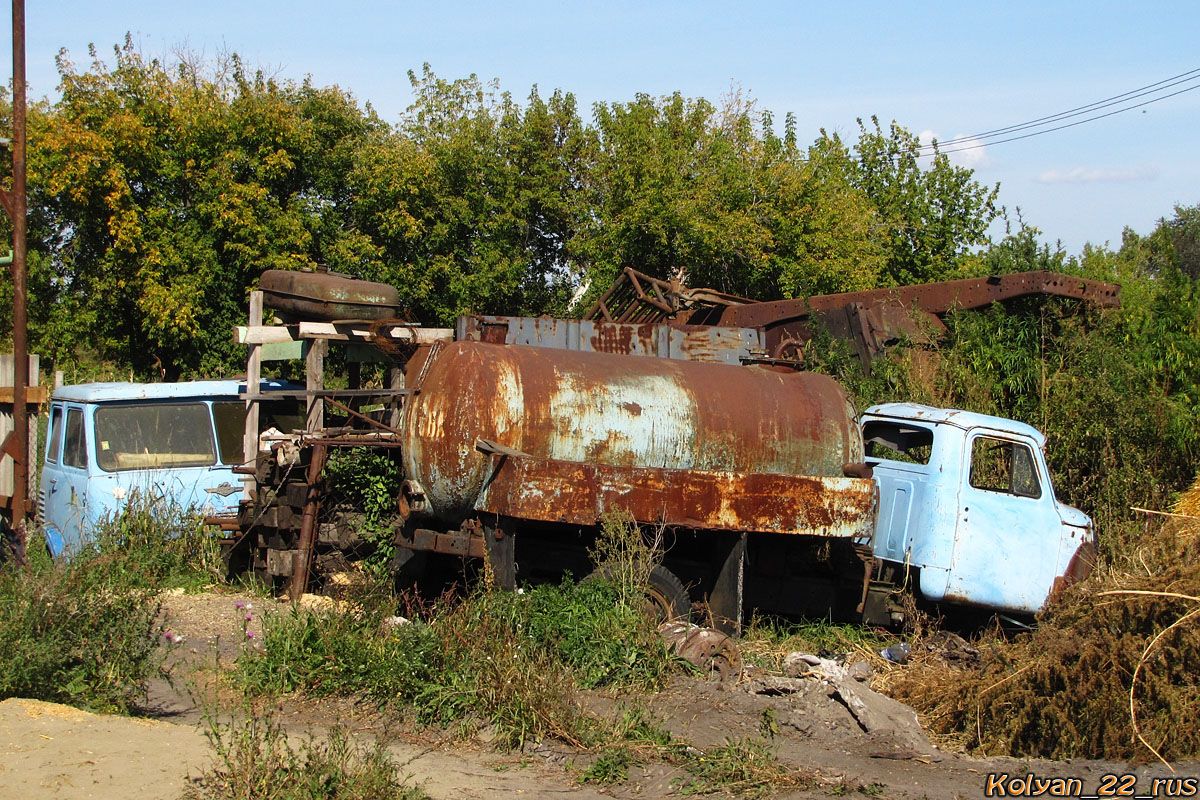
left=0, top=531, right=164, bottom=712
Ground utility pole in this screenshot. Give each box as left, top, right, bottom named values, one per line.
left=1, top=0, right=28, bottom=561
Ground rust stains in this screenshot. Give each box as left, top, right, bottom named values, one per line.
left=474, top=453, right=877, bottom=539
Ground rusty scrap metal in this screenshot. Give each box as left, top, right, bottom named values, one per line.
left=321, top=396, right=405, bottom=437
left=658, top=621, right=743, bottom=681
left=686, top=270, right=1121, bottom=329
left=679, top=270, right=1122, bottom=366
left=260, top=268, right=401, bottom=322
left=288, top=442, right=328, bottom=602
left=402, top=340, right=864, bottom=523
left=473, top=454, right=877, bottom=539
left=585, top=267, right=750, bottom=323
left=458, top=315, right=766, bottom=365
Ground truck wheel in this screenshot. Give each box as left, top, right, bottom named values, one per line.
left=588, top=564, right=691, bottom=623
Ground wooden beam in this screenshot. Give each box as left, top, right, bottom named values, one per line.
left=235, top=324, right=452, bottom=345
left=242, top=291, right=263, bottom=500
left=305, top=338, right=326, bottom=432
left=0, top=385, right=46, bottom=404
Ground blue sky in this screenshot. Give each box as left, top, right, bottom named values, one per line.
left=6, top=1, right=1198, bottom=257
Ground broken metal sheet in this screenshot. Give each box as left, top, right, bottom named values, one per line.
left=456, top=315, right=765, bottom=365
left=473, top=453, right=877, bottom=540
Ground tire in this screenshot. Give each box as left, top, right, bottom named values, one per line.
left=587, top=563, right=691, bottom=623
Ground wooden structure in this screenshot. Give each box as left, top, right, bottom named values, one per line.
left=0, top=353, right=42, bottom=515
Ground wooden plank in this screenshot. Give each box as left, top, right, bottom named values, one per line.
left=305, top=338, right=326, bottom=432
left=297, top=322, right=452, bottom=343
left=0, top=385, right=47, bottom=404
left=234, top=324, right=298, bottom=344
left=243, top=389, right=411, bottom=401
left=260, top=340, right=305, bottom=361
left=0, top=354, right=40, bottom=502
left=242, top=292, right=263, bottom=500
left=235, top=324, right=452, bottom=345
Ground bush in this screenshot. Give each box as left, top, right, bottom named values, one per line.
left=0, top=532, right=164, bottom=712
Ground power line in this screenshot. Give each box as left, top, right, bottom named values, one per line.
left=919, top=67, right=1200, bottom=154
left=967, top=67, right=1200, bottom=139
left=932, top=82, right=1200, bottom=155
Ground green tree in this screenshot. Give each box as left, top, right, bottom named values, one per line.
left=850, top=117, right=1001, bottom=285
left=21, top=38, right=379, bottom=378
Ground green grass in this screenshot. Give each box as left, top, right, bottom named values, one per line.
left=234, top=577, right=674, bottom=749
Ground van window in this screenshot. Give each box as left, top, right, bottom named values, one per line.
left=46, top=405, right=63, bottom=464
left=93, top=402, right=216, bottom=471
left=63, top=407, right=88, bottom=469
left=969, top=436, right=1042, bottom=499
left=863, top=421, right=933, bottom=465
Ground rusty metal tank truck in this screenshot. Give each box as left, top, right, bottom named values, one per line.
left=224, top=268, right=1116, bottom=631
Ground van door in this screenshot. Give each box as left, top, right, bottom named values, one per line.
left=41, top=403, right=91, bottom=555
left=945, top=432, right=1063, bottom=613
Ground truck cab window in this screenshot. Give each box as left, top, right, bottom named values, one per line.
left=63, top=407, right=88, bottom=469
left=93, top=402, right=216, bottom=471
left=863, top=421, right=933, bottom=465
left=969, top=436, right=1042, bottom=499
left=46, top=405, right=63, bottom=464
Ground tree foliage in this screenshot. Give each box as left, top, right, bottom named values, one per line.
left=0, top=48, right=1006, bottom=377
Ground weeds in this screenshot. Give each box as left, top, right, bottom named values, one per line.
left=0, top=530, right=164, bottom=712
left=680, top=737, right=812, bottom=798
left=234, top=578, right=673, bottom=749
left=90, top=488, right=223, bottom=590
left=323, top=448, right=403, bottom=577
left=889, top=503, right=1200, bottom=761
left=186, top=701, right=427, bottom=800
left=741, top=615, right=896, bottom=672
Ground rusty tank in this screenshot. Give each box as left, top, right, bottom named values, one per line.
left=401, top=340, right=863, bottom=523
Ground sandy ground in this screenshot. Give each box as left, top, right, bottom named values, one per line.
left=2, top=589, right=1194, bottom=799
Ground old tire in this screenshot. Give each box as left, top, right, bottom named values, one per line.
left=588, top=563, right=691, bottom=623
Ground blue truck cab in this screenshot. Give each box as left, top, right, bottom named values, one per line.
left=39, top=379, right=301, bottom=556
left=861, top=403, right=1096, bottom=617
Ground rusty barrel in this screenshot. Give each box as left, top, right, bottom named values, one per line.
left=402, top=341, right=862, bottom=522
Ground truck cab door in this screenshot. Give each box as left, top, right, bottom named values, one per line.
left=40, top=403, right=91, bottom=556
left=946, top=432, right=1062, bottom=614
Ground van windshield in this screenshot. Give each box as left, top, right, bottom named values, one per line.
left=94, top=402, right=216, bottom=472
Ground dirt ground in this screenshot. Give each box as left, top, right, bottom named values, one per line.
left=1, top=588, right=1192, bottom=799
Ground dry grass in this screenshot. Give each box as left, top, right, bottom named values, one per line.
left=887, top=478, right=1200, bottom=764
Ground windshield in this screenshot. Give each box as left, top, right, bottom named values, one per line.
left=94, top=402, right=216, bottom=472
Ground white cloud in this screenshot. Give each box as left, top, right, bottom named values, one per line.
left=917, top=131, right=990, bottom=169
left=1036, top=166, right=1160, bottom=184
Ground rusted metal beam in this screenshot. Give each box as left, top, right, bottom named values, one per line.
left=474, top=454, right=876, bottom=539
left=322, top=395, right=405, bottom=437
left=4, top=0, right=27, bottom=558
left=288, top=443, right=328, bottom=602
left=690, top=271, right=1121, bottom=329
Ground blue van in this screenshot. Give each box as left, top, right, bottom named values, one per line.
left=39, top=380, right=302, bottom=556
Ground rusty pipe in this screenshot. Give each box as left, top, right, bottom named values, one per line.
left=288, top=443, right=328, bottom=602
